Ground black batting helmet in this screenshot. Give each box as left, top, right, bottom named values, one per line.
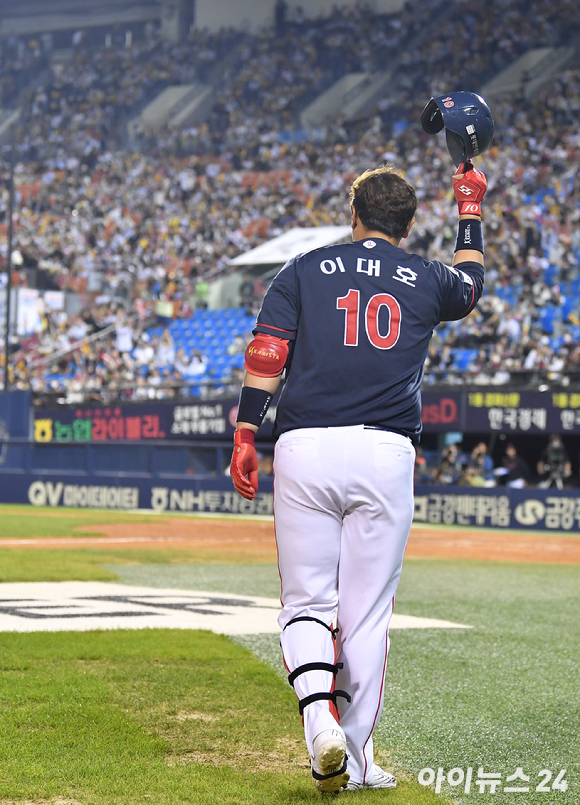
left=420, top=91, right=494, bottom=166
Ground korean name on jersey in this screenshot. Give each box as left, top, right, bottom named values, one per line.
left=254, top=239, right=483, bottom=440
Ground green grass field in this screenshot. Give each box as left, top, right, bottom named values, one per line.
left=0, top=506, right=578, bottom=805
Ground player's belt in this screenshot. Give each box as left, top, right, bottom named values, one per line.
left=364, top=425, right=413, bottom=443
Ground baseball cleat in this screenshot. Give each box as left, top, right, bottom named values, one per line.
left=311, top=728, right=349, bottom=793
left=344, top=764, right=397, bottom=791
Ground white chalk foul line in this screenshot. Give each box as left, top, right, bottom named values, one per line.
left=0, top=537, right=181, bottom=547
left=0, top=582, right=472, bottom=634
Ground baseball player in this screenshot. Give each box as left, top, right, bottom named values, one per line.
left=230, top=161, right=486, bottom=792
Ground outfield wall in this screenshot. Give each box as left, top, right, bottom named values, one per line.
left=0, top=473, right=578, bottom=532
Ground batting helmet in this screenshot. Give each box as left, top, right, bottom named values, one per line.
left=420, top=91, right=494, bottom=166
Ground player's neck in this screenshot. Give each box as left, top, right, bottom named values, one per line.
left=352, top=225, right=401, bottom=248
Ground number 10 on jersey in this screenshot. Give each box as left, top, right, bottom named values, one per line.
left=337, top=290, right=401, bottom=349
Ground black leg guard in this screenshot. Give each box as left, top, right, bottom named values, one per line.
left=283, top=615, right=339, bottom=638
left=283, top=615, right=349, bottom=717
left=298, top=689, right=351, bottom=716
left=288, top=661, right=343, bottom=688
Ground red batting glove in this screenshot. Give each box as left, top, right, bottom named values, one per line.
left=230, top=428, right=259, bottom=500
left=453, top=161, right=487, bottom=216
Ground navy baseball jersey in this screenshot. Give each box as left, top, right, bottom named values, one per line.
left=255, top=238, right=484, bottom=440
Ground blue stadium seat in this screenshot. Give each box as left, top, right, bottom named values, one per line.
left=453, top=349, right=477, bottom=372
left=562, top=298, right=574, bottom=322
left=538, top=308, right=555, bottom=334
left=544, top=265, right=558, bottom=286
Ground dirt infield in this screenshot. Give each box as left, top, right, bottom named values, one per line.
left=405, top=526, right=580, bottom=564
left=0, top=516, right=579, bottom=564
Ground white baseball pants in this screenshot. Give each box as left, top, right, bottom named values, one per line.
left=273, top=425, right=415, bottom=785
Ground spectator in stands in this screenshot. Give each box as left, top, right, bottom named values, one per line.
left=497, top=443, right=531, bottom=488
left=438, top=443, right=464, bottom=485
left=133, top=335, right=155, bottom=366
left=227, top=334, right=246, bottom=355
left=257, top=450, right=274, bottom=477
left=175, top=348, right=208, bottom=378
left=8, top=3, right=580, bottom=400
left=221, top=366, right=245, bottom=396
left=429, top=466, right=449, bottom=486
left=194, top=279, right=209, bottom=310
left=147, top=367, right=163, bottom=388
left=115, top=314, right=134, bottom=355
left=459, top=464, right=487, bottom=487
left=430, top=345, right=455, bottom=376
left=155, top=329, right=176, bottom=368
left=67, top=316, right=89, bottom=342
left=413, top=446, right=429, bottom=484
left=174, top=348, right=190, bottom=378
left=156, top=294, right=174, bottom=327
left=469, top=442, right=495, bottom=485
left=547, top=349, right=567, bottom=383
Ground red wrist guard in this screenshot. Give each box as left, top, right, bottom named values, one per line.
left=457, top=201, right=482, bottom=216
left=235, top=428, right=255, bottom=446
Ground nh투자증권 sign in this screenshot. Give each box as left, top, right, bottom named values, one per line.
left=0, top=473, right=575, bottom=532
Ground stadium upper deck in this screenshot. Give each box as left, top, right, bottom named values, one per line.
left=1, top=0, right=580, bottom=394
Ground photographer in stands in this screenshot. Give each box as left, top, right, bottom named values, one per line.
left=537, top=434, right=572, bottom=489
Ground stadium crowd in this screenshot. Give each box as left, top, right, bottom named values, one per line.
left=415, top=433, right=574, bottom=489
left=1, top=0, right=580, bottom=396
